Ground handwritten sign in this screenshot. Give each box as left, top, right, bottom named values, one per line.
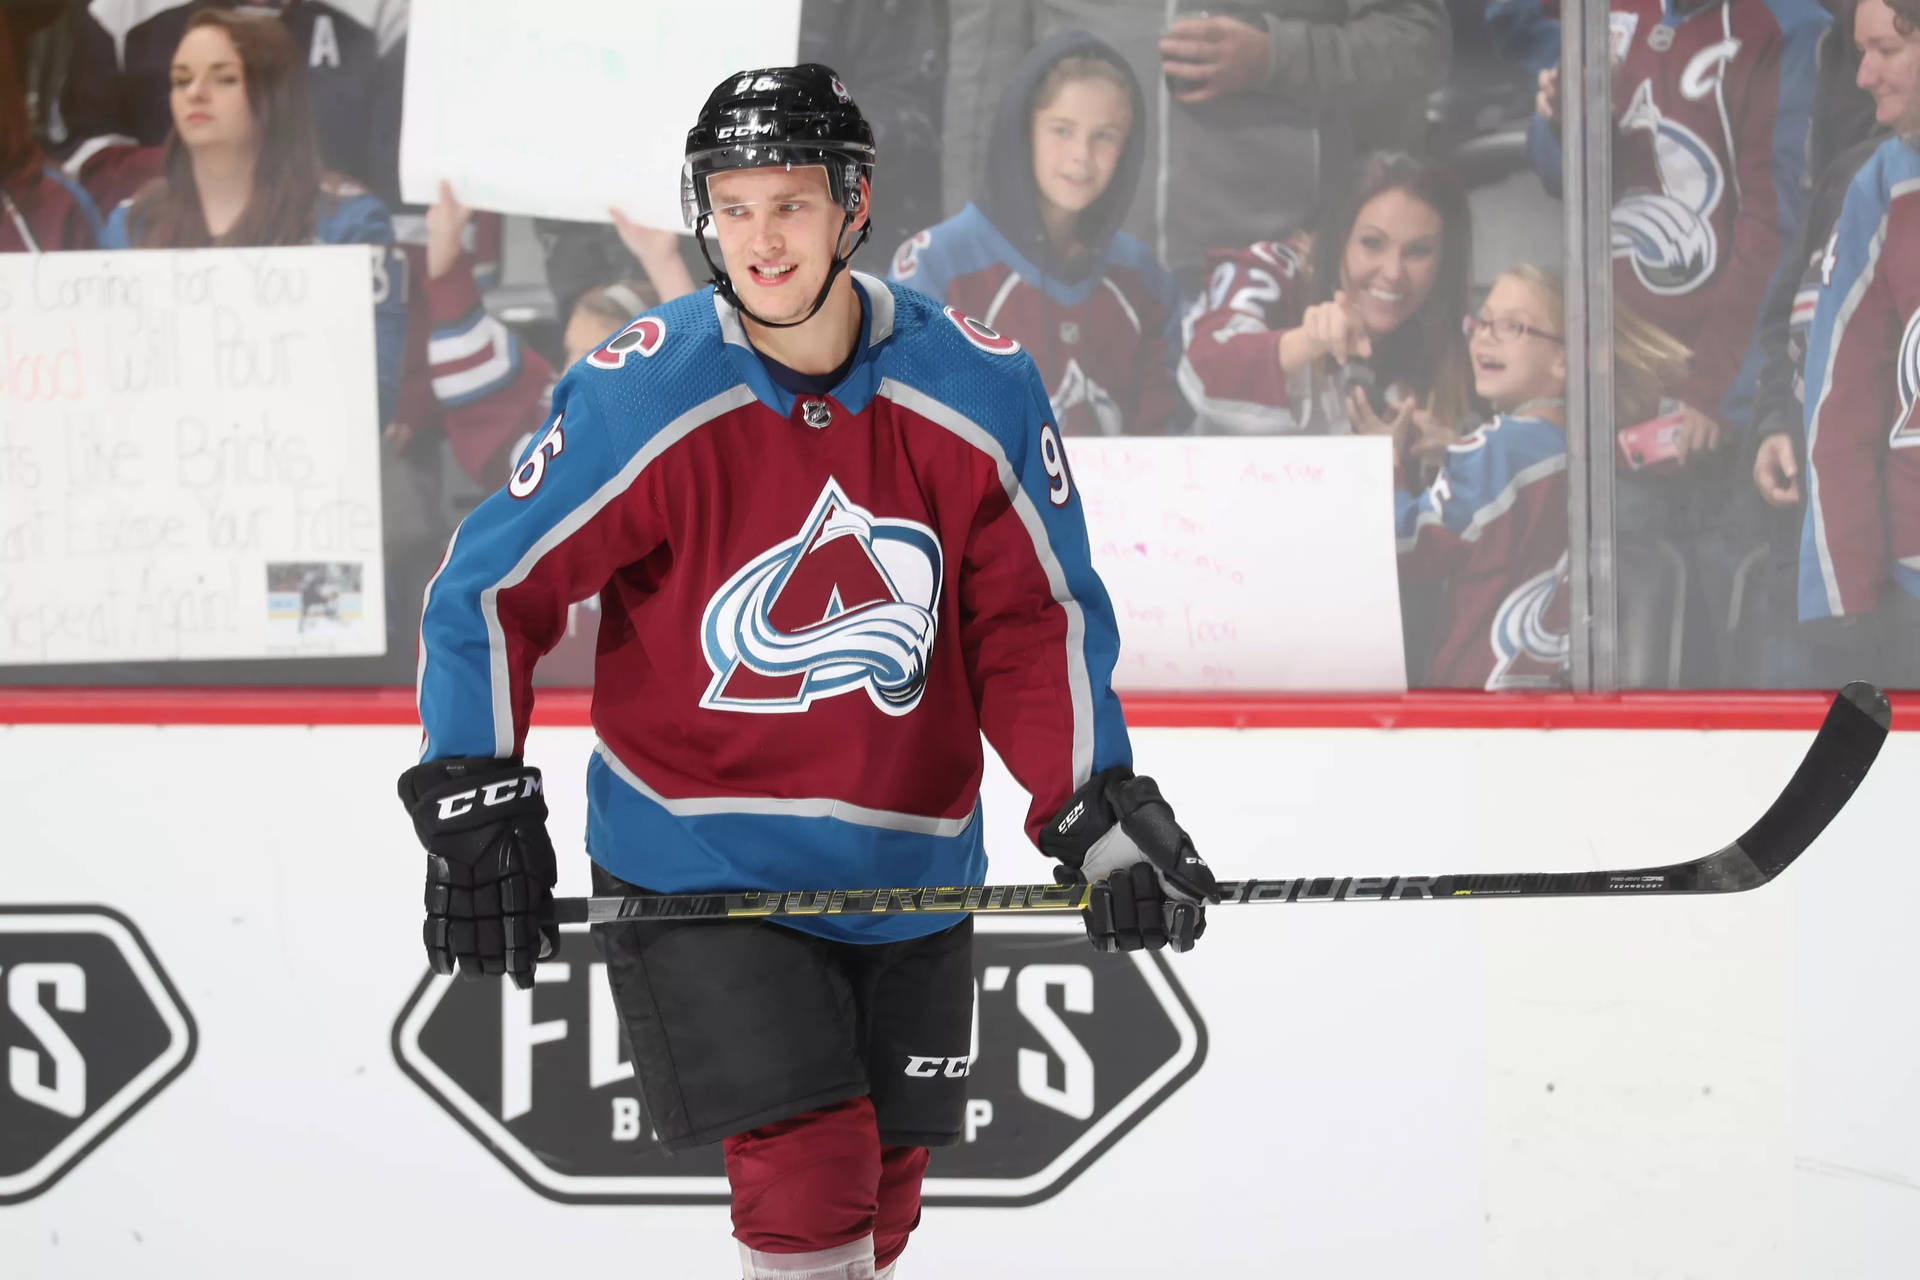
left=1074, top=437, right=1407, bottom=692
left=400, top=0, right=802, bottom=228
left=0, top=246, right=384, bottom=664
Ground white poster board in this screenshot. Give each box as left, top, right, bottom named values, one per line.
left=0, top=247, right=385, bottom=664
left=400, top=0, right=802, bottom=228
left=1074, top=437, right=1407, bottom=692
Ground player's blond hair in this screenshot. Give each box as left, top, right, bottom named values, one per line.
left=1493, top=264, right=1691, bottom=426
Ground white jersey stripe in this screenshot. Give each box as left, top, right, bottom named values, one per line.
left=874, top=377, right=1095, bottom=786
left=477, top=384, right=760, bottom=756
left=593, top=741, right=978, bottom=836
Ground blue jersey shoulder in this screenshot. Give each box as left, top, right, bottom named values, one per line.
left=1757, top=0, right=1833, bottom=41
left=873, top=278, right=1048, bottom=453
left=548, top=286, right=749, bottom=461
left=315, top=180, right=393, bottom=246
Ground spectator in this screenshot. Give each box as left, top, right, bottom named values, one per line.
left=1798, top=0, right=1920, bottom=685
left=1753, top=0, right=1899, bottom=516
left=1396, top=264, right=1691, bottom=687
left=59, top=0, right=408, bottom=206
left=891, top=30, right=1180, bottom=435
left=1180, top=149, right=1473, bottom=437
left=1531, top=0, right=1828, bottom=432
left=943, top=0, right=1451, bottom=282
left=1532, top=0, right=1830, bottom=685
left=101, top=9, right=405, bottom=419
left=0, top=14, right=113, bottom=249
left=408, top=180, right=696, bottom=485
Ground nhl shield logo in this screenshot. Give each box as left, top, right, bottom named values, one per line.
left=700, top=478, right=942, bottom=715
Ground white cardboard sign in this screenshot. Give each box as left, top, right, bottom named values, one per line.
left=0, top=246, right=384, bottom=664
left=1074, top=436, right=1408, bottom=692
left=400, top=0, right=802, bottom=229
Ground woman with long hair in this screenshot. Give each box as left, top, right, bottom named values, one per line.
left=1180, top=150, right=1474, bottom=438
left=102, top=8, right=405, bottom=417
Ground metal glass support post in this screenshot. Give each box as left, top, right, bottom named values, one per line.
left=1561, top=0, right=1619, bottom=691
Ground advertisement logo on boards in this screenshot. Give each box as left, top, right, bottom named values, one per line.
left=0, top=905, right=198, bottom=1204
left=393, top=922, right=1206, bottom=1206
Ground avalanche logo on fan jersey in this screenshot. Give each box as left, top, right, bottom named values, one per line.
left=1487, top=553, right=1572, bottom=691
left=1894, top=308, right=1920, bottom=450
left=700, top=478, right=942, bottom=715
left=1610, top=80, right=1725, bottom=296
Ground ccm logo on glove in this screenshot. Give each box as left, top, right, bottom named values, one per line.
left=435, top=775, right=544, bottom=821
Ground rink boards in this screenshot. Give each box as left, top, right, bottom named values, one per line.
left=1, top=714, right=1916, bottom=1278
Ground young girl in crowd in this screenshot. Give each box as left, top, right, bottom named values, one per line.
left=890, top=30, right=1181, bottom=435
left=1396, top=265, right=1690, bottom=688
left=102, top=9, right=405, bottom=419
left=1181, top=151, right=1473, bottom=440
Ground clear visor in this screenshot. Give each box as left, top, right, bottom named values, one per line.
left=685, top=162, right=837, bottom=227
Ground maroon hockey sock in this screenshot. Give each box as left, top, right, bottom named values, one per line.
left=873, top=1144, right=929, bottom=1270
left=725, top=1097, right=883, bottom=1255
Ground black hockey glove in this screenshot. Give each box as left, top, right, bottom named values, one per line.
left=1040, top=768, right=1221, bottom=954
left=397, top=757, right=559, bottom=990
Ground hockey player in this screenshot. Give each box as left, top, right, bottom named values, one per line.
left=397, top=65, right=1219, bottom=1280
left=1178, top=150, right=1474, bottom=438
left=889, top=31, right=1182, bottom=436
left=1397, top=265, right=1689, bottom=687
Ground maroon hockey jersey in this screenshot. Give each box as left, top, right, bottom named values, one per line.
left=1539, top=0, right=1830, bottom=427
left=1397, top=412, right=1571, bottom=689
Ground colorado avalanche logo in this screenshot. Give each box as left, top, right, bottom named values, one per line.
left=1894, top=308, right=1920, bottom=450
left=1487, top=553, right=1571, bottom=691
left=587, top=315, right=665, bottom=370
left=700, top=478, right=942, bottom=715
left=1610, top=80, right=1725, bottom=296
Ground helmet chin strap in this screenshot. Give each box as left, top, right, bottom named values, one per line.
left=695, top=207, right=871, bottom=330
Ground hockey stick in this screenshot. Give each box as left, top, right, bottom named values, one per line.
left=545, top=681, right=1891, bottom=926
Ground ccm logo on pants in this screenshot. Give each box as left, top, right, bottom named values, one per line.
left=903, top=1054, right=972, bottom=1079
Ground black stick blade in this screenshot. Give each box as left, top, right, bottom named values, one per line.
left=1682, top=680, right=1891, bottom=890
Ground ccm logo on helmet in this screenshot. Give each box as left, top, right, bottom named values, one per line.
left=435, top=775, right=542, bottom=822
left=943, top=305, right=1021, bottom=355
left=588, top=316, right=667, bottom=371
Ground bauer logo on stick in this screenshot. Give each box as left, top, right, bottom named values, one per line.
left=0, top=906, right=197, bottom=1205
left=393, top=923, right=1205, bottom=1206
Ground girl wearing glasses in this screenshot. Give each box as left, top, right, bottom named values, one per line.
left=1179, top=151, right=1473, bottom=438
left=1397, top=265, right=1689, bottom=688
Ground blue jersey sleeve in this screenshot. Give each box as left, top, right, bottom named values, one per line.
left=1395, top=414, right=1568, bottom=551
left=952, top=352, right=1131, bottom=840
left=416, top=370, right=663, bottom=760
